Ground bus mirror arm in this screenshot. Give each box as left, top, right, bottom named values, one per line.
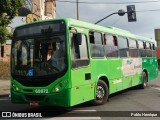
left=69, top=27, right=78, bottom=33
left=77, top=33, right=82, bottom=45
left=69, top=27, right=82, bottom=45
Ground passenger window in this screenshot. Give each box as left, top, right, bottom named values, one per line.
left=152, top=43, right=156, bottom=50
left=146, top=42, right=152, bottom=57
left=89, top=32, right=102, bottom=44
left=103, top=34, right=118, bottom=57
left=146, top=42, right=150, bottom=49
left=128, top=39, right=138, bottom=57
left=89, top=31, right=104, bottom=58
left=138, top=41, right=146, bottom=57
left=118, top=37, right=129, bottom=57
left=138, top=41, right=144, bottom=49
left=152, top=43, right=156, bottom=57
left=70, top=33, right=89, bottom=68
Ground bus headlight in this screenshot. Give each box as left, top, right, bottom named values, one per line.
left=12, top=83, right=20, bottom=92
left=55, top=87, right=59, bottom=92
left=52, top=80, right=68, bottom=93
left=16, top=87, right=19, bottom=91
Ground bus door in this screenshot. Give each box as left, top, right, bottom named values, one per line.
left=69, top=31, right=93, bottom=106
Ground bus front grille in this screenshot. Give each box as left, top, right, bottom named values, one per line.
left=24, top=95, right=45, bottom=101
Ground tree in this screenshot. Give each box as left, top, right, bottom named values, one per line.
left=0, top=0, right=23, bottom=44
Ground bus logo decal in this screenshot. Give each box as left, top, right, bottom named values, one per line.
left=122, top=58, right=142, bottom=76
left=27, top=69, right=34, bottom=76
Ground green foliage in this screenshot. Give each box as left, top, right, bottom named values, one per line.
left=0, top=26, right=9, bottom=44
left=0, top=0, right=23, bottom=44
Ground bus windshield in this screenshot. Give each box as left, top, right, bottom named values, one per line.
left=11, top=35, right=67, bottom=77
left=11, top=21, right=67, bottom=77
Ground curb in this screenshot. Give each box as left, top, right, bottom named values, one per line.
left=0, top=94, right=9, bottom=98
left=0, top=93, right=10, bottom=98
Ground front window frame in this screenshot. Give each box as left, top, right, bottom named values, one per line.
left=11, top=21, right=68, bottom=86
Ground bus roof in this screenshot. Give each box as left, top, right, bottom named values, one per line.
left=67, top=18, right=135, bottom=38
left=15, top=18, right=155, bottom=43
left=135, top=35, right=156, bottom=43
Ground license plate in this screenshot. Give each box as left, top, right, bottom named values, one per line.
left=30, top=102, right=39, bottom=106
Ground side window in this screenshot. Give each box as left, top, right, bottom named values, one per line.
left=89, top=31, right=104, bottom=58
left=152, top=43, right=156, bottom=50
left=138, top=41, right=146, bottom=57
left=146, top=42, right=152, bottom=57
left=128, top=39, right=138, bottom=57
left=89, top=32, right=102, bottom=44
left=94, top=32, right=102, bottom=44
left=103, top=34, right=118, bottom=57
left=146, top=42, right=150, bottom=49
left=70, top=33, right=89, bottom=68
left=118, top=37, right=129, bottom=57
left=152, top=43, right=156, bottom=57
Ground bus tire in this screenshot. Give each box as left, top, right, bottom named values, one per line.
left=91, top=80, right=109, bottom=105
left=140, top=72, right=148, bottom=89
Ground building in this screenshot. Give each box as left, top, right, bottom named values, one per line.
left=0, top=0, right=56, bottom=62
left=0, top=40, right=11, bottom=62
left=155, top=28, right=160, bottom=69
left=31, top=0, right=56, bottom=21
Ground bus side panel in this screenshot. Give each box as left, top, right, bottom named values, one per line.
left=70, top=67, right=95, bottom=106
left=142, top=58, right=158, bottom=81
left=91, top=59, right=123, bottom=94
left=121, top=58, right=142, bottom=88
left=122, top=76, right=132, bottom=90
left=131, top=73, right=142, bottom=87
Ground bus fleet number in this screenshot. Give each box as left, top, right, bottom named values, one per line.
left=35, top=89, right=49, bottom=94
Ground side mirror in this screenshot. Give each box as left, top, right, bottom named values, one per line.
left=77, top=33, right=82, bottom=45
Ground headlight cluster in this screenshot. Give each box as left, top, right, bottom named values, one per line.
left=52, top=80, right=68, bottom=92
left=12, top=83, right=21, bottom=92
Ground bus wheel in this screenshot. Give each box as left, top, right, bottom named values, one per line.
left=91, top=80, right=108, bottom=105
left=140, top=72, right=148, bottom=89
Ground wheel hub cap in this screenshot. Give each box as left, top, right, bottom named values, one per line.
left=96, top=86, right=105, bottom=99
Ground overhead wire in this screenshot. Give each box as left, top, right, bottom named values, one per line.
left=56, top=0, right=160, bottom=4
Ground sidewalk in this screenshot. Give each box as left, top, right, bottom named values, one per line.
left=0, top=79, right=10, bottom=97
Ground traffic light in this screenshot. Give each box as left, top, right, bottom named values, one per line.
left=127, top=5, right=137, bottom=22
left=1, top=46, right=4, bottom=57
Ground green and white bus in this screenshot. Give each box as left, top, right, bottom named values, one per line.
left=10, top=18, right=158, bottom=107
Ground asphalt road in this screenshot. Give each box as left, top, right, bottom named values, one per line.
left=0, top=75, right=160, bottom=120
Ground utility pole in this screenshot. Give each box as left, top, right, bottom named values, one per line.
left=77, top=0, right=79, bottom=20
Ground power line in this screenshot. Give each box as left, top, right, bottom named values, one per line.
left=137, top=9, right=160, bottom=12
left=56, top=0, right=160, bottom=4
left=100, top=9, right=160, bottom=25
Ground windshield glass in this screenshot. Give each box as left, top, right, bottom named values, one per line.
left=11, top=34, right=67, bottom=77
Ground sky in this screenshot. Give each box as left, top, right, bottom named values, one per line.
left=11, top=0, right=160, bottom=39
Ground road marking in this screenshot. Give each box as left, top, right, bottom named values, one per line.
left=47, top=117, right=101, bottom=120
left=151, top=87, right=160, bottom=91
left=46, top=109, right=101, bottom=120
left=72, top=110, right=97, bottom=112
left=0, top=98, right=9, bottom=101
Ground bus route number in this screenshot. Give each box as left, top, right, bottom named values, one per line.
left=35, top=89, right=49, bottom=94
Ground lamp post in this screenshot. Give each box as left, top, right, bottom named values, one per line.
left=77, top=0, right=79, bottom=20
left=95, top=9, right=126, bottom=24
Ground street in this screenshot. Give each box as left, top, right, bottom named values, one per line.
left=0, top=74, right=160, bottom=120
